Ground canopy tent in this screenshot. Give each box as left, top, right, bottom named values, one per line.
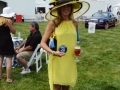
left=113, top=3, right=120, bottom=10
left=112, top=3, right=120, bottom=15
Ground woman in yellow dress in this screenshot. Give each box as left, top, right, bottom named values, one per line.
left=40, top=0, right=90, bottom=90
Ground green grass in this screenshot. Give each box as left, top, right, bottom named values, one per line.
left=1, top=22, right=120, bottom=90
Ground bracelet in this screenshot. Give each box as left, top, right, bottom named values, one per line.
left=52, top=51, right=55, bottom=55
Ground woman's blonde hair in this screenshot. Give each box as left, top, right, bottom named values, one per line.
left=53, top=4, right=77, bottom=26
left=0, top=16, right=12, bottom=26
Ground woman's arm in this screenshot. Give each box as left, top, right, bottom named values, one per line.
left=8, top=25, right=16, bottom=34
left=40, top=21, right=65, bottom=57
left=73, top=21, right=78, bottom=30
left=6, top=18, right=16, bottom=34
left=40, top=20, right=55, bottom=54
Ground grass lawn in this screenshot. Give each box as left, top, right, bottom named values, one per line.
left=1, top=21, right=120, bottom=90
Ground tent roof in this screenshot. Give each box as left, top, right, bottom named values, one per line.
left=113, top=3, right=120, bottom=7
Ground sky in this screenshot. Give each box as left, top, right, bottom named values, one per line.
left=105, top=0, right=120, bottom=3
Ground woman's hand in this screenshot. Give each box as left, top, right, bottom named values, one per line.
left=79, top=50, right=82, bottom=56
left=53, top=51, right=65, bottom=57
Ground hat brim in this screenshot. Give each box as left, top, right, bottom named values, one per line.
left=45, top=1, right=90, bottom=21
left=0, top=12, right=15, bottom=18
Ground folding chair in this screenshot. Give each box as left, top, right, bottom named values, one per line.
left=27, top=44, right=48, bottom=72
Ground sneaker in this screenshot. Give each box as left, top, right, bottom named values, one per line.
left=20, top=68, right=31, bottom=74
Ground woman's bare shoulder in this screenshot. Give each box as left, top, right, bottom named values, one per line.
left=48, top=20, right=55, bottom=26
left=46, top=20, right=55, bottom=31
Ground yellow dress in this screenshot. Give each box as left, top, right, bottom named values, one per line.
left=48, top=20, right=77, bottom=90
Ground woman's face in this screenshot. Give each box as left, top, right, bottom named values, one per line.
left=60, top=4, right=72, bottom=17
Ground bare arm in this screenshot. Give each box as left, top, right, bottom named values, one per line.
left=73, top=21, right=78, bottom=30
left=19, top=45, right=32, bottom=53
left=7, top=18, right=16, bottom=34
left=40, top=20, right=65, bottom=57
left=15, top=39, right=27, bottom=50
left=9, top=24, right=16, bottom=34
left=19, top=39, right=27, bottom=48
left=15, top=39, right=33, bottom=53
left=40, top=20, right=54, bottom=54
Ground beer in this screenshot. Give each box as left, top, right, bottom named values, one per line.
left=74, top=46, right=81, bottom=56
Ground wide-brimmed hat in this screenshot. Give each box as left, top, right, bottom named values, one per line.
left=0, top=7, right=15, bottom=18
left=45, top=0, right=90, bottom=20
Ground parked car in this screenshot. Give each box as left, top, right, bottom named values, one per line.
left=85, top=12, right=117, bottom=29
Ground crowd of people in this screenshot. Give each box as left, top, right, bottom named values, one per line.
left=0, top=0, right=90, bottom=90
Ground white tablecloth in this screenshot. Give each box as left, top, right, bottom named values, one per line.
left=12, top=37, right=23, bottom=48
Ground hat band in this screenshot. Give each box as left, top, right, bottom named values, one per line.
left=56, top=0, right=74, bottom=5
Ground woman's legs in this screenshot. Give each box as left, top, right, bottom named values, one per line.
left=0, top=56, right=4, bottom=79
left=62, top=85, right=69, bottom=90
left=53, top=84, right=69, bottom=90
left=54, top=84, right=61, bottom=90
left=6, top=56, right=13, bottom=82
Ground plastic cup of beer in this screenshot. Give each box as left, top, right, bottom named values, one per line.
left=74, top=45, right=81, bottom=62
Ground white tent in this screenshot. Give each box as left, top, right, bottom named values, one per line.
left=112, top=3, right=120, bottom=15
left=113, top=3, right=120, bottom=10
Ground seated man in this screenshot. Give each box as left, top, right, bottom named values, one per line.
left=15, top=21, right=42, bottom=74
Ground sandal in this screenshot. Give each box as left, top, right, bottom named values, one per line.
left=7, top=79, right=16, bottom=83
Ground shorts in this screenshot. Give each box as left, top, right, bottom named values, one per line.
left=17, top=51, right=33, bottom=60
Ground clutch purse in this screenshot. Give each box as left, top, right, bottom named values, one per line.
left=47, top=31, right=57, bottom=51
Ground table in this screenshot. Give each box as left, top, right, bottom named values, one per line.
left=2, top=37, right=23, bottom=67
